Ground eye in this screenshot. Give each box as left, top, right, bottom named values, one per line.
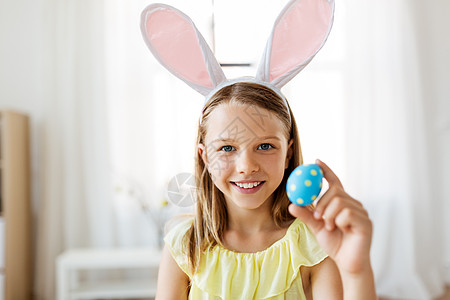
left=220, top=145, right=236, bottom=152
left=257, top=143, right=274, bottom=150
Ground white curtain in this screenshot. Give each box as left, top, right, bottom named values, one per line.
left=341, top=0, right=449, bottom=299
left=34, top=1, right=115, bottom=299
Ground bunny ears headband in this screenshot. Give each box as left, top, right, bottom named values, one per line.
left=140, top=0, right=334, bottom=111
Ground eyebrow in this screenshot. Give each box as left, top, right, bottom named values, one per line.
left=211, top=136, right=282, bottom=143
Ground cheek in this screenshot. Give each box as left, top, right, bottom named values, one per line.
left=208, top=154, right=235, bottom=179
left=266, top=153, right=287, bottom=170
left=267, top=155, right=289, bottom=182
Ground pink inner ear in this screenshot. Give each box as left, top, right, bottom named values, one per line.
left=146, top=9, right=213, bottom=88
left=270, top=0, right=332, bottom=82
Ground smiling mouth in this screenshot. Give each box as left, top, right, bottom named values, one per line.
left=232, top=181, right=264, bottom=189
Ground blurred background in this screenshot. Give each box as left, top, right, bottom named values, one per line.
left=0, top=0, right=449, bottom=299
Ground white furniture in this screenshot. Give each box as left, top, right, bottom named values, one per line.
left=0, top=110, right=32, bottom=300
left=57, top=247, right=162, bottom=300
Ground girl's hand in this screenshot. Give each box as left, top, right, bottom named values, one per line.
left=288, top=159, right=373, bottom=275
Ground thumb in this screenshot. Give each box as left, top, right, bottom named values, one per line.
left=288, top=204, right=324, bottom=234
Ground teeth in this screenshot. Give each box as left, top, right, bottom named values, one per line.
left=235, top=181, right=262, bottom=189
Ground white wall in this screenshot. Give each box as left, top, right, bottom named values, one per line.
left=0, top=0, right=51, bottom=110
left=0, top=0, right=53, bottom=160
left=0, top=0, right=59, bottom=201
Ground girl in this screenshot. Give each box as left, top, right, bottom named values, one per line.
left=156, top=82, right=377, bottom=299
left=140, top=0, right=377, bottom=299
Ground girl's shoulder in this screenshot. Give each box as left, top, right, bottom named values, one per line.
left=164, top=214, right=194, bottom=249
left=163, top=214, right=195, bottom=277
left=164, top=214, right=194, bottom=236
left=288, top=218, right=328, bottom=261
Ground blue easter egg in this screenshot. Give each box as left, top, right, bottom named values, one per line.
left=286, top=164, right=323, bottom=206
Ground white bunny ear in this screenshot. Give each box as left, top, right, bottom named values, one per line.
left=141, top=4, right=226, bottom=95
left=256, top=0, right=335, bottom=89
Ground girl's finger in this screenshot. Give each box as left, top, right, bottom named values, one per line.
left=316, top=159, right=343, bottom=188
left=321, top=197, right=368, bottom=231
left=312, top=186, right=343, bottom=219
left=334, top=207, right=373, bottom=236
left=288, top=204, right=324, bottom=234
left=312, top=188, right=335, bottom=220
left=313, top=185, right=364, bottom=220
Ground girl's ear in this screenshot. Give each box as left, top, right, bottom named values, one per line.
left=285, top=139, right=294, bottom=169
left=141, top=4, right=227, bottom=96
left=256, top=0, right=335, bottom=89
left=198, top=143, right=208, bottom=166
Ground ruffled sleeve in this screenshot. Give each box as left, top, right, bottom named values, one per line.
left=191, top=218, right=328, bottom=299
left=163, top=216, right=194, bottom=278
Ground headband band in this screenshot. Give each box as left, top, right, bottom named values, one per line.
left=202, top=77, right=291, bottom=124
left=205, top=77, right=289, bottom=109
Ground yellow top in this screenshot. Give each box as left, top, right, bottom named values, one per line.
left=164, top=217, right=328, bottom=300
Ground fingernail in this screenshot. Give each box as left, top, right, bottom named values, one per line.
left=314, top=211, right=321, bottom=219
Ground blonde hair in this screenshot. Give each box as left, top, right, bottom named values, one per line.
left=184, top=82, right=303, bottom=273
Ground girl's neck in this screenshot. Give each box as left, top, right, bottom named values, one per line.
left=227, top=209, right=275, bottom=234
left=222, top=201, right=293, bottom=253
left=225, top=197, right=279, bottom=234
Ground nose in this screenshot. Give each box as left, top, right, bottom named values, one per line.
left=236, top=148, right=259, bottom=175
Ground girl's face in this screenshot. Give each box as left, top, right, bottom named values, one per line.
left=198, top=102, right=292, bottom=211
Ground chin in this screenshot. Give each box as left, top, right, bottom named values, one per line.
left=229, top=194, right=272, bottom=210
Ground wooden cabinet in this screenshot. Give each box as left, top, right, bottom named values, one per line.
left=0, top=110, right=32, bottom=300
